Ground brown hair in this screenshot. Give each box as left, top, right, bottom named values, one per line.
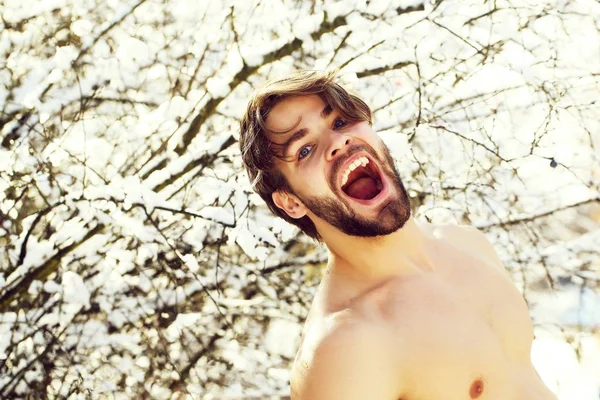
left=239, top=71, right=372, bottom=240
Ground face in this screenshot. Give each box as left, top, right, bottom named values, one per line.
left=267, top=95, right=411, bottom=237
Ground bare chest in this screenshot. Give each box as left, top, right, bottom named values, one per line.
left=376, top=257, right=534, bottom=398
left=296, top=233, right=549, bottom=400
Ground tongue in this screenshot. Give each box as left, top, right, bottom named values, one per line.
left=345, top=176, right=379, bottom=200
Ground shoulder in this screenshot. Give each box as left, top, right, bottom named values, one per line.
left=291, top=314, right=404, bottom=400
left=437, top=223, right=489, bottom=247
left=436, top=223, right=507, bottom=271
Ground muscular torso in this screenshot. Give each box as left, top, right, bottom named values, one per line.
left=291, top=225, right=557, bottom=400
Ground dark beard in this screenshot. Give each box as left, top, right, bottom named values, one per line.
left=298, top=144, right=411, bottom=238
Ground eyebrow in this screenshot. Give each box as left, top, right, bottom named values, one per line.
left=278, top=104, right=333, bottom=158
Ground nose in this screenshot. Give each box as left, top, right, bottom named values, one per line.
left=326, top=132, right=352, bottom=161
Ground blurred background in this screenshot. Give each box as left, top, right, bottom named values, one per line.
left=0, top=0, right=599, bottom=398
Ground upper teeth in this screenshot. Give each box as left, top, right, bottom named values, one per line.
left=341, top=156, right=369, bottom=187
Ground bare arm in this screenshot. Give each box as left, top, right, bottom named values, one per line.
left=291, top=324, right=404, bottom=400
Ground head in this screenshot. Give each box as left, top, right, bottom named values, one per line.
left=240, top=71, right=411, bottom=241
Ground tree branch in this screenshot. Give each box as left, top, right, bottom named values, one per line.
left=173, top=14, right=348, bottom=155
left=477, top=197, right=600, bottom=231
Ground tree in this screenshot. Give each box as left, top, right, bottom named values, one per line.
left=1, top=0, right=598, bottom=398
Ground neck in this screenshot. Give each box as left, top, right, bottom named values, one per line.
left=322, top=216, right=435, bottom=284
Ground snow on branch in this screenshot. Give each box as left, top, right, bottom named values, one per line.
left=1, top=0, right=599, bottom=398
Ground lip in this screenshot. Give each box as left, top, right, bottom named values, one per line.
left=336, top=151, right=389, bottom=206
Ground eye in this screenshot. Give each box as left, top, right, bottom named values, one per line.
left=333, top=118, right=346, bottom=129
left=298, top=145, right=312, bottom=160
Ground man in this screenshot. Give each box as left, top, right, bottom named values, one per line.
left=240, top=71, right=557, bottom=399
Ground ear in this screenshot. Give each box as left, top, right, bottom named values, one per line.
left=272, top=190, right=307, bottom=219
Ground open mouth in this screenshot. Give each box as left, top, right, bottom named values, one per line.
left=340, top=155, right=384, bottom=201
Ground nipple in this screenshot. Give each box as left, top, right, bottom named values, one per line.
left=469, top=379, right=484, bottom=398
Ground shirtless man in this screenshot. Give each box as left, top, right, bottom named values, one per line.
left=239, top=71, right=557, bottom=400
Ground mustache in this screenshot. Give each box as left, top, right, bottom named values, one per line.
left=329, top=144, right=380, bottom=190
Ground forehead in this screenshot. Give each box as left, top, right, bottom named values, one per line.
left=265, top=94, right=325, bottom=142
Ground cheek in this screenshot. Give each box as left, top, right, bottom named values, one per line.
left=290, top=163, right=331, bottom=195
left=353, top=123, right=379, bottom=143
left=306, top=164, right=329, bottom=190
